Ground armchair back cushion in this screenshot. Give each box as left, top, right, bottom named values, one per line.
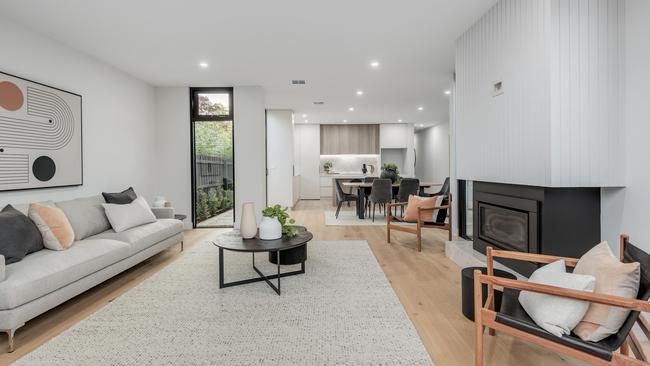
left=573, top=242, right=640, bottom=342
left=519, top=260, right=595, bottom=337
left=403, top=195, right=443, bottom=222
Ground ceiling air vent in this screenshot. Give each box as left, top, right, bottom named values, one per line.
left=291, top=80, right=306, bottom=85
left=313, top=101, right=324, bottom=105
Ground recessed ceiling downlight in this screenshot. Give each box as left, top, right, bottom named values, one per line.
left=444, top=90, right=451, bottom=95
left=356, top=90, right=364, bottom=96
left=417, top=106, right=424, bottom=111
left=370, top=61, right=380, bottom=68
left=348, top=107, right=354, bottom=111
left=199, top=62, right=209, bottom=68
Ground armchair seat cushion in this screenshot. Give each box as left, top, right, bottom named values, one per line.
left=497, top=288, right=615, bottom=361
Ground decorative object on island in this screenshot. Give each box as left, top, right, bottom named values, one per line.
left=153, top=196, right=166, bottom=208
left=362, top=164, right=368, bottom=174
left=0, top=71, right=83, bottom=192
left=261, top=204, right=298, bottom=238
left=380, top=163, right=400, bottom=183
left=240, top=202, right=257, bottom=239
left=323, top=161, right=333, bottom=173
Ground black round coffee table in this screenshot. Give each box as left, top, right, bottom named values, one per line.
left=212, top=226, right=313, bottom=295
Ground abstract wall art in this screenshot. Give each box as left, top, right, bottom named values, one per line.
left=0, top=72, right=82, bottom=191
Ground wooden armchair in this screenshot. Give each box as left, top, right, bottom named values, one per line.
left=474, top=235, right=650, bottom=366
left=386, top=194, right=452, bottom=252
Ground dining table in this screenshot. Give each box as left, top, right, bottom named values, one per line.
left=341, top=180, right=442, bottom=219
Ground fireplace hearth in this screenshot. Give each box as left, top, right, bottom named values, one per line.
left=473, top=181, right=600, bottom=276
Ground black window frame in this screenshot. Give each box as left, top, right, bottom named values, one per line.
left=189, top=87, right=235, bottom=229
left=190, top=87, right=234, bottom=121
left=458, top=179, right=472, bottom=240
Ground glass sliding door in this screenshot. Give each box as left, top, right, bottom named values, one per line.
left=190, top=88, right=234, bottom=228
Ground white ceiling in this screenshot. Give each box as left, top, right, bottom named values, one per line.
left=0, top=0, right=495, bottom=126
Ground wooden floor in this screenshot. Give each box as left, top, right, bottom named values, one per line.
left=0, top=199, right=603, bottom=365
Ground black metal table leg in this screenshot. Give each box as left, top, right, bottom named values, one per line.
left=357, top=187, right=366, bottom=219
left=219, top=247, right=224, bottom=288
left=219, top=248, right=306, bottom=295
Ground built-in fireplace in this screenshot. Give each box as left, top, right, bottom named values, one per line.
left=473, top=181, right=600, bottom=276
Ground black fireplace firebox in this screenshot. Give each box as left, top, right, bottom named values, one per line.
left=473, top=181, right=600, bottom=276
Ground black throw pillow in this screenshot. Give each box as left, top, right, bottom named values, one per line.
left=102, top=187, right=138, bottom=204
left=0, top=205, right=44, bottom=264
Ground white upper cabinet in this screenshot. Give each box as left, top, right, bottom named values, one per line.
left=380, top=124, right=412, bottom=149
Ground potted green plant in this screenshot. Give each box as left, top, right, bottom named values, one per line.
left=380, top=163, right=400, bottom=183
left=323, top=161, right=333, bottom=173
left=260, top=204, right=298, bottom=239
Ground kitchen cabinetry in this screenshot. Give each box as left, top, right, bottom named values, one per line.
left=380, top=123, right=411, bottom=149
left=320, top=124, right=379, bottom=154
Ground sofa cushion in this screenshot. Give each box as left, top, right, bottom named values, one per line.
left=55, top=196, right=111, bottom=240
left=89, top=219, right=183, bottom=255
left=0, top=205, right=44, bottom=264
left=102, top=187, right=137, bottom=204
left=29, top=203, right=75, bottom=251
left=102, top=197, right=157, bottom=233
left=0, top=239, right=130, bottom=310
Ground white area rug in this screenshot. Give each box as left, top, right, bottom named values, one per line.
left=324, top=210, right=388, bottom=226
left=16, top=240, right=433, bottom=365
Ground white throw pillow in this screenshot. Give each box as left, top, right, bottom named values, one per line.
left=519, top=260, right=596, bottom=337
left=102, top=197, right=156, bottom=233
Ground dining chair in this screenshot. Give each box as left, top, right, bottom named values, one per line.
left=363, top=177, right=378, bottom=211
left=393, top=178, right=419, bottom=216
left=334, top=179, right=357, bottom=219
left=421, top=176, right=450, bottom=197
left=368, top=179, right=392, bottom=222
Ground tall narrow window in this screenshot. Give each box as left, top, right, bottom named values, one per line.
left=190, top=87, right=234, bottom=228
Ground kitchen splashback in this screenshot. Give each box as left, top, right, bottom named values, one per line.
left=319, top=154, right=380, bottom=174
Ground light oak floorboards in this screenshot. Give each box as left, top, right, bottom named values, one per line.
left=0, top=199, right=644, bottom=365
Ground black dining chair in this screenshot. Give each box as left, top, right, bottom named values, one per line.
left=348, top=178, right=362, bottom=195
left=368, top=179, right=392, bottom=222
left=421, top=176, right=450, bottom=197
left=393, top=178, right=419, bottom=216
left=363, top=177, right=378, bottom=211
left=334, top=179, right=357, bottom=219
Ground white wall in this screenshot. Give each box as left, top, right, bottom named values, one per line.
left=266, top=109, right=293, bottom=207
left=601, top=0, right=650, bottom=252
left=455, top=0, right=624, bottom=187
left=415, top=123, right=450, bottom=193
left=152, top=86, right=267, bottom=228
left=0, top=17, right=156, bottom=207
left=233, top=86, right=266, bottom=226
left=152, top=87, right=191, bottom=227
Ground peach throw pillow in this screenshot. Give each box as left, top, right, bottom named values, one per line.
left=28, top=203, right=75, bottom=250
left=403, top=195, right=442, bottom=222
left=573, top=242, right=640, bottom=342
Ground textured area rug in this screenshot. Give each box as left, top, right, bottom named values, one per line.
left=16, top=240, right=433, bottom=365
left=324, top=210, right=387, bottom=226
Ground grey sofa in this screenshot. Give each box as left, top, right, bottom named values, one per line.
left=0, top=195, right=184, bottom=352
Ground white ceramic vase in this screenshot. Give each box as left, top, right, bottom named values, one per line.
left=240, top=202, right=257, bottom=239
left=259, top=216, right=282, bottom=240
